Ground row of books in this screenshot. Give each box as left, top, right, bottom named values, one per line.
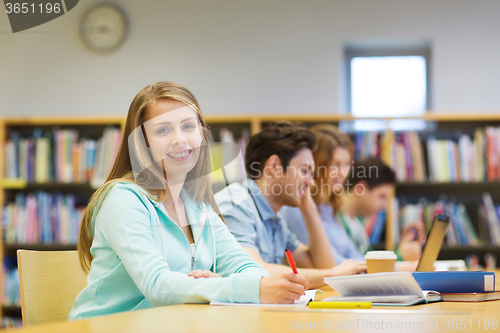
left=426, top=130, right=485, bottom=182
left=356, top=131, right=427, bottom=182
left=397, top=197, right=480, bottom=247
left=354, top=126, right=500, bottom=183
left=2, top=192, right=83, bottom=245
left=3, top=126, right=122, bottom=186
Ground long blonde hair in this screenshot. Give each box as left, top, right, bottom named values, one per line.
left=78, top=81, right=219, bottom=273
left=310, top=124, right=353, bottom=212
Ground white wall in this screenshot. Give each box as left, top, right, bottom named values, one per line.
left=1, top=0, right=499, bottom=117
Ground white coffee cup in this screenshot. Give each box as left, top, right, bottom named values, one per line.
left=364, top=251, right=397, bottom=274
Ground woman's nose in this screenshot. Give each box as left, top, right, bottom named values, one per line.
left=172, top=129, right=187, bottom=145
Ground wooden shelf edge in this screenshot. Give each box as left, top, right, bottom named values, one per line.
left=1, top=180, right=97, bottom=191
left=441, top=246, right=500, bottom=251
left=4, top=116, right=125, bottom=126
left=396, top=181, right=500, bottom=186
left=3, top=244, right=77, bottom=251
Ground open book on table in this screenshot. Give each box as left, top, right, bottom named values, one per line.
left=323, top=272, right=441, bottom=306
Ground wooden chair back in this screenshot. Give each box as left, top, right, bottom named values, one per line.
left=17, top=250, right=87, bottom=326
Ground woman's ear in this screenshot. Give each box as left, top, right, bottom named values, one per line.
left=198, top=127, right=205, bottom=145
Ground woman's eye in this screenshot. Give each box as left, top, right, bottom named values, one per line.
left=183, top=123, right=196, bottom=130
left=156, top=127, right=169, bottom=135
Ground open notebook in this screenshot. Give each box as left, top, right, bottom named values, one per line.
left=210, top=289, right=322, bottom=307
left=323, top=272, right=441, bottom=306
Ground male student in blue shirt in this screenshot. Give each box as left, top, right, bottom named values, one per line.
left=215, top=121, right=366, bottom=288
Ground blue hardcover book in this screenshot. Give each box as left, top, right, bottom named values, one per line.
left=412, top=271, right=495, bottom=293
left=450, top=203, right=468, bottom=245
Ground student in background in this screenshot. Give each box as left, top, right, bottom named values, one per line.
left=69, top=82, right=308, bottom=320
left=215, top=122, right=366, bottom=289
left=280, top=124, right=365, bottom=264
left=337, top=157, right=426, bottom=262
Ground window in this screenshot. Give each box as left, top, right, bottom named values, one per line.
left=343, top=45, right=431, bottom=131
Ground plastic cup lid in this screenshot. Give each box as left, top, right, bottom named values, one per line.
left=364, top=251, right=397, bottom=260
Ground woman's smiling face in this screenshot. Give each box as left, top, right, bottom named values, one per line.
left=142, top=99, right=203, bottom=179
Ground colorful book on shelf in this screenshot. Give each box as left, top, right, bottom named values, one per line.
left=486, top=127, right=499, bottom=182
left=476, top=128, right=486, bottom=181
left=481, top=192, right=500, bottom=245
left=457, top=204, right=480, bottom=246
left=85, top=139, right=97, bottom=180
left=447, top=203, right=468, bottom=245
left=412, top=271, right=495, bottom=293
left=323, top=272, right=441, bottom=306
left=380, top=129, right=393, bottom=170
left=458, top=134, right=470, bottom=181
left=440, top=140, right=450, bottom=182
left=410, top=131, right=426, bottom=182
left=401, top=133, right=414, bottom=181
left=426, top=137, right=436, bottom=181
left=396, top=142, right=406, bottom=182
left=446, top=140, right=458, bottom=182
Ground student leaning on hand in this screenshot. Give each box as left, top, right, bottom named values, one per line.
left=69, top=81, right=308, bottom=320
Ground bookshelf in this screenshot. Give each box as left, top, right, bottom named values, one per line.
left=216, top=113, right=500, bottom=264
left=2, top=113, right=500, bottom=325
left=0, top=117, right=125, bottom=327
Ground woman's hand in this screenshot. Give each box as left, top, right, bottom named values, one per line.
left=401, top=222, right=426, bottom=245
left=329, top=259, right=366, bottom=276
left=188, top=269, right=221, bottom=279
left=398, top=222, right=426, bottom=261
left=395, top=260, right=419, bottom=272
left=260, top=271, right=309, bottom=304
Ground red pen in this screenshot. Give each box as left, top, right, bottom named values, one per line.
left=285, top=248, right=298, bottom=274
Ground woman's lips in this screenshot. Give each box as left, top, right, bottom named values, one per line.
left=166, top=149, right=192, bottom=161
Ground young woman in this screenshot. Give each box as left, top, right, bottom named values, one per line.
left=69, top=81, right=307, bottom=320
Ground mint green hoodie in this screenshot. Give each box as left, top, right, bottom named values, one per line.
left=69, top=183, right=268, bottom=320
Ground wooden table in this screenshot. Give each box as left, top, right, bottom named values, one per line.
left=8, top=274, right=500, bottom=333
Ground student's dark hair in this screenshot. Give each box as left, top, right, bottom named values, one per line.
left=245, top=121, right=317, bottom=180
left=344, top=157, right=396, bottom=189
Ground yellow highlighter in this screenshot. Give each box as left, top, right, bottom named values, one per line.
left=308, top=301, right=372, bottom=309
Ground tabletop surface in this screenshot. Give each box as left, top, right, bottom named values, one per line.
left=9, top=271, right=500, bottom=333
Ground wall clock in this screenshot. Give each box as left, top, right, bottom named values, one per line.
left=80, top=4, right=127, bottom=53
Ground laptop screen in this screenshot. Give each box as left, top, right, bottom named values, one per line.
left=416, top=215, right=450, bottom=272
